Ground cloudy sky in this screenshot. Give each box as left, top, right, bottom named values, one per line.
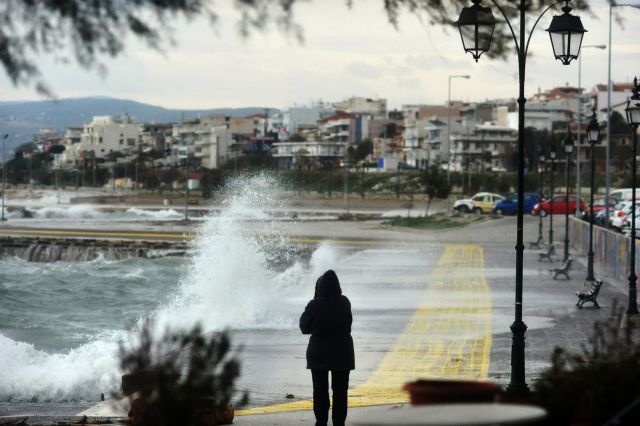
left=0, top=0, right=638, bottom=110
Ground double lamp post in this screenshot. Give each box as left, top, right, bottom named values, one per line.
left=456, top=0, right=586, bottom=392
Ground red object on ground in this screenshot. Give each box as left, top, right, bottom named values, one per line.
left=403, top=379, right=501, bottom=405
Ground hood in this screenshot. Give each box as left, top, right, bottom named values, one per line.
left=314, top=270, right=342, bottom=298
left=454, top=198, right=472, bottom=206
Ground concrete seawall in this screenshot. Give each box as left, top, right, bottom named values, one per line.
left=0, top=236, right=189, bottom=262
left=570, top=216, right=640, bottom=282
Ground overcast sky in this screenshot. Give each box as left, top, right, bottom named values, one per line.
left=0, top=0, right=638, bottom=110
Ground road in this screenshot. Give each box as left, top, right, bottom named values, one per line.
left=1, top=213, right=627, bottom=424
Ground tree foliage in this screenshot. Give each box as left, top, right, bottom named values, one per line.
left=1, top=0, right=594, bottom=95
left=119, top=321, right=247, bottom=426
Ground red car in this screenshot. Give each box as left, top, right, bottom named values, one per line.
left=532, top=194, right=585, bottom=216
left=581, top=196, right=617, bottom=221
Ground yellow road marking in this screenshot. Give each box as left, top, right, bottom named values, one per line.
left=0, top=228, right=191, bottom=239
left=0, top=228, right=399, bottom=246
left=237, top=244, right=492, bottom=415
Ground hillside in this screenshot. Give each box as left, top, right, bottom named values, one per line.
left=0, top=97, right=277, bottom=152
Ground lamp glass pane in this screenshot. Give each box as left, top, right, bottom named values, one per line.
left=459, top=24, right=477, bottom=52
left=588, top=129, right=599, bottom=143
left=564, top=143, right=574, bottom=154
left=550, top=32, right=566, bottom=57
left=569, top=32, right=583, bottom=57
left=477, top=24, right=494, bottom=52
left=629, top=106, right=640, bottom=126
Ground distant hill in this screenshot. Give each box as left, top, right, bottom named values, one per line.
left=0, top=97, right=278, bottom=152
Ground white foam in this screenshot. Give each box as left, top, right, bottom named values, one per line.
left=33, top=205, right=106, bottom=219
left=0, top=333, right=121, bottom=401
left=0, top=174, right=338, bottom=402
left=152, top=174, right=309, bottom=332
left=122, top=208, right=183, bottom=219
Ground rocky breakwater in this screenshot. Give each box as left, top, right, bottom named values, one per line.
left=0, top=236, right=190, bottom=262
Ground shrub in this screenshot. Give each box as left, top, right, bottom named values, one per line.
left=119, top=321, right=247, bottom=426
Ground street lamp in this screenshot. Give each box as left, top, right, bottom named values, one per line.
left=456, top=0, right=585, bottom=392
left=605, top=2, right=640, bottom=227
left=585, top=107, right=601, bottom=286
left=447, top=75, right=471, bottom=186
left=575, top=45, right=606, bottom=217
left=624, top=77, right=640, bottom=317
left=537, top=149, right=546, bottom=244
left=1, top=134, right=8, bottom=221
left=563, top=127, right=575, bottom=263
left=548, top=145, right=557, bottom=251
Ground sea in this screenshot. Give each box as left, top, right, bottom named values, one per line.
left=0, top=176, right=340, bottom=415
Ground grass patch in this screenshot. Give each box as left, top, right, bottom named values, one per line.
left=384, top=213, right=489, bottom=230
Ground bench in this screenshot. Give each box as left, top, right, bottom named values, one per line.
left=552, top=258, right=572, bottom=280
left=538, top=244, right=555, bottom=262
left=576, top=280, right=603, bottom=309
left=528, top=235, right=544, bottom=249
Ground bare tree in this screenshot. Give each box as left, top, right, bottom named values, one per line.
left=1, top=1, right=594, bottom=95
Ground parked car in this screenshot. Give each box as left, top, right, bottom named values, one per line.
left=492, top=192, right=541, bottom=215
left=581, top=196, right=617, bottom=221
left=454, top=192, right=504, bottom=214
left=611, top=201, right=635, bottom=230
left=594, top=208, right=615, bottom=227
left=610, top=188, right=633, bottom=203
left=531, top=194, right=585, bottom=216
left=623, top=206, right=640, bottom=235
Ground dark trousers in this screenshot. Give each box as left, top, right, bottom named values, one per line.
left=311, top=369, right=349, bottom=426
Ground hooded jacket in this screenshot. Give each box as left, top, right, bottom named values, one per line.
left=299, top=270, right=355, bottom=371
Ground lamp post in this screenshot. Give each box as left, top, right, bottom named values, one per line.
left=576, top=44, right=606, bottom=217
left=548, top=145, right=557, bottom=250
left=1, top=134, right=7, bottom=221
left=585, top=107, right=601, bottom=285
left=184, top=156, right=190, bottom=222
left=624, top=77, right=640, bottom=316
left=456, top=0, right=585, bottom=392
left=605, top=3, right=640, bottom=226
left=538, top=149, right=546, bottom=243
left=447, top=75, right=471, bottom=186
left=563, top=127, right=575, bottom=263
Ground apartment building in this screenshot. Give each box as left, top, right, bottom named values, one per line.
left=78, top=115, right=140, bottom=159
left=332, top=97, right=387, bottom=116
left=272, top=140, right=346, bottom=169
left=450, top=122, right=517, bottom=173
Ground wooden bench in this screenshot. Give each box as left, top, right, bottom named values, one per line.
left=552, top=258, right=572, bottom=280
left=576, top=280, right=603, bottom=309
left=538, top=244, right=555, bottom=262
left=528, top=235, right=544, bottom=249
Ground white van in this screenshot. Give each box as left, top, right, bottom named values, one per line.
left=610, top=188, right=633, bottom=203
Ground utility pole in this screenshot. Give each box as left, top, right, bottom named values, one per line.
left=184, top=156, right=189, bottom=221
left=343, top=148, right=350, bottom=215
left=1, top=134, right=8, bottom=221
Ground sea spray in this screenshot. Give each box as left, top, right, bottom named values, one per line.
left=153, top=174, right=310, bottom=332
left=0, top=174, right=339, bottom=402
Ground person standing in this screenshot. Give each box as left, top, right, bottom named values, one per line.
left=300, top=270, right=355, bottom=426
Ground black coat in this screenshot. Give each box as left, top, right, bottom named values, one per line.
left=299, top=270, right=355, bottom=371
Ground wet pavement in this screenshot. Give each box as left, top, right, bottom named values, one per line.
left=2, top=212, right=632, bottom=425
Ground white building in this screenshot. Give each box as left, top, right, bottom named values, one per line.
left=272, top=140, right=346, bottom=169
left=591, top=82, right=635, bottom=121
left=282, top=105, right=335, bottom=140
left=506, top=104, right=572, bottom=131
left=450, top=122, right=517, bottom=173
left=332, top=97, right=387, bottom=116
left=79, top=115, right=140, bottom=159
left=53, top=127, right=83, bottom=169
